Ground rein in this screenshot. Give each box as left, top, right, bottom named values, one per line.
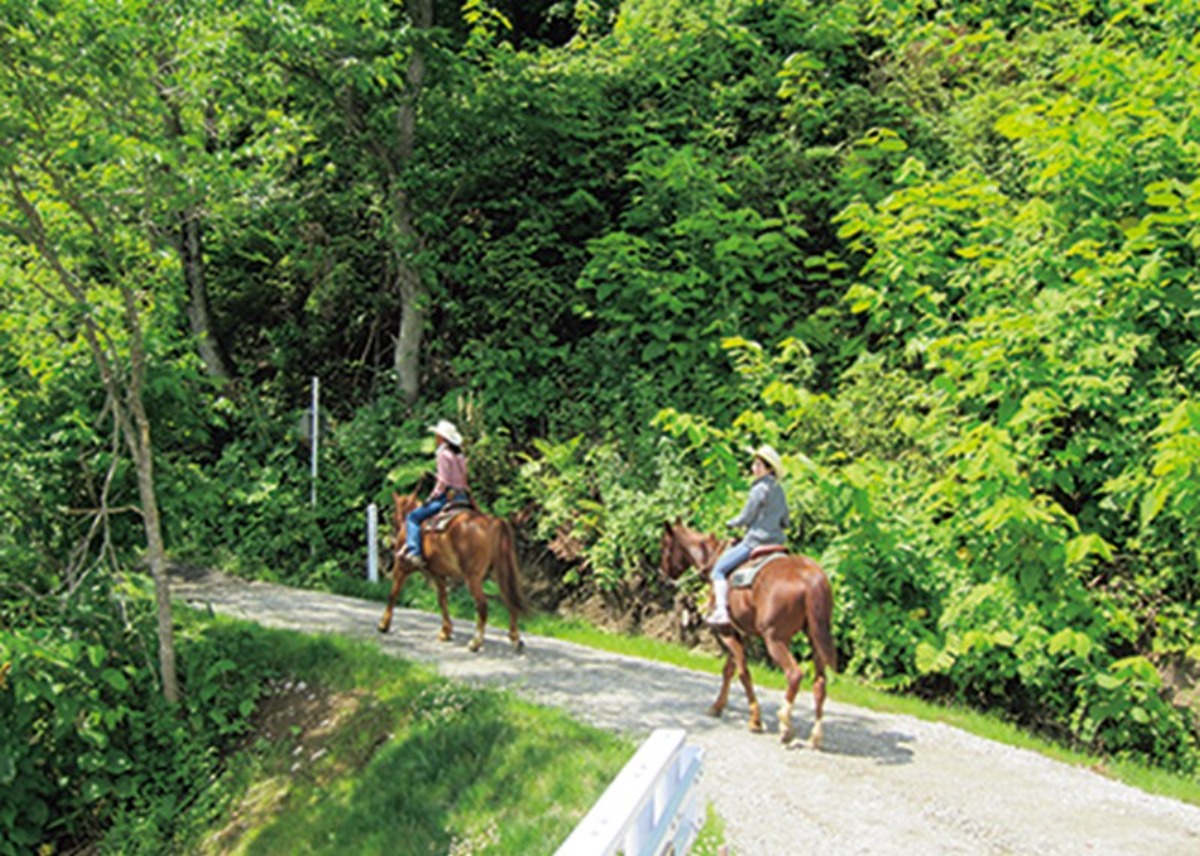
left=687, top=538, right=726, bottom=576
left=672, top=530, right=728, bottom=580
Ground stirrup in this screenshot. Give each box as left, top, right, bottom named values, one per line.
left=705, top=609, right=731, bottom=627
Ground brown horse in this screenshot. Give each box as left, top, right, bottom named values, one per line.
left=377, top=491, right=526, bottom=652
left=659, top=520, right=837, bottom=748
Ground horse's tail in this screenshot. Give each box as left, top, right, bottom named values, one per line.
left=808, top=570, right=838, bottom=674
left=494, top=517, right=527, bottom=615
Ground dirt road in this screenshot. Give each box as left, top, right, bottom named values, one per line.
left=172, top=570, right=1200, bottom=855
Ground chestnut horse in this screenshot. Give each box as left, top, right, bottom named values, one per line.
left=659, top=520, right=837, bottom=747
left=377, top=491, right=526, bottom=652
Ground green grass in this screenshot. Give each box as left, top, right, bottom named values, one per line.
left=179, top=621, right=640, bottom=855
left=338, top=573, right=1200, bottom=809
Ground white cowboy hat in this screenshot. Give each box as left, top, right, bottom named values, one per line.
left=429, top=419, right=463, bottom=447
left=752, top=444, right=784, bottom=480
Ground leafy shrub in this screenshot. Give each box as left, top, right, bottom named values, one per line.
left=0, top=574, right=276, bottom=854
left=507, top=436, right=704, bottom=591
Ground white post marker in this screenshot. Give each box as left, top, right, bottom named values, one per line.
left=367, top=502, right=379, bottom=583
left=554, top=728, right=704, bottom=856
left=309, top=376, right=319, bottom=507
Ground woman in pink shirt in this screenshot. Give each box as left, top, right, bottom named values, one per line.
left=402, top=419, right=471, bottom=567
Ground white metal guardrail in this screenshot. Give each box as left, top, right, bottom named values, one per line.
left=554, top=728, right=704, bottom=856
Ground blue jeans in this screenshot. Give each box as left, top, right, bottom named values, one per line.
left=405, top=496, right=446, bottom=558
left=712, top=542, right=751, bottom=582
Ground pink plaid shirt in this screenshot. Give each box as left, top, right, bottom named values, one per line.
left=431, top=445, right=469, bottom=498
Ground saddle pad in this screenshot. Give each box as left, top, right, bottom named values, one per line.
left=426, top=505, right=470, bottom=533
left=730, top=551, right=788, bottom=589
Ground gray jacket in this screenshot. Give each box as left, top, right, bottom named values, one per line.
left=727, top=475, right=789, bottom=548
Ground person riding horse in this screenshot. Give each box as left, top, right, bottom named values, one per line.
left=380, top=419, right=525, bottom=652
left=707, top=444, right=788, bottom=626
left=401, top=419, right=472, bottom=570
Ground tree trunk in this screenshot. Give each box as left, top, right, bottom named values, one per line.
left=393, top=209, right=426, bottom=407
left=179, top=208, right=233, bottom=382
left=125, top=371, right=179, bottom=704
left=156, top=47, right=233, bottom=383
left=391, top=0, right=432, bottom=406
left=5, top=165, right=181, bottom=703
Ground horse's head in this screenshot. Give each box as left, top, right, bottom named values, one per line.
left=660, top=520, right=726, bottom=582
left=391, top=491, right=420, bottom=544
left=393, top=491, right=418, bottom=514
left=660, top=519, right=711, bottom=582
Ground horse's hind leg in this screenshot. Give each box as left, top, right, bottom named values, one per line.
left=435, top=578, right=453, bottom=642
left=503, top=593, right=523, bottom=653
left=810, top=664, right=827, bottom=750
left=465, top=576, right=488, bottom=653
left=763, top=633, right=805, bottom=745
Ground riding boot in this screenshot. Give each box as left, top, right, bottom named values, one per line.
left=706, top=578, right=731, bottom=625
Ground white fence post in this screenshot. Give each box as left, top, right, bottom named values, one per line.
left=367, top=502, right=379, bottom=583
left=309, top=376, right=319, bottom=508
left=554, top=728, right=704, bottom=856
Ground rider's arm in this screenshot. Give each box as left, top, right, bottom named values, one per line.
left=727, top=481, right=768, bottom=530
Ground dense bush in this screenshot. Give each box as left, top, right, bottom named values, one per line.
left=0, top=576, right=276, bottom=853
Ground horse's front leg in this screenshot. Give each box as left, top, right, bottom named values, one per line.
left=713, top=632, right=761, bottom=732
left=738, top=656, right=763, bottom=734
left=435, top=578, right=453, bottom=642
left=378, top=553, right=411, bottom=634
left=709, top=654, right=735, bottom=718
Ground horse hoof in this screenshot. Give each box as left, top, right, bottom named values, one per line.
left=780, top=728, right=795, bottom=745
left=511, top=639, right=525, bottom=654
left=438, top=631, right=452, bottom=643
left=377, top=622, right=390, bottom=634
left=748, top=720, right=764, bottom=734
left=468, top=637, right=484, bottom=653
left=706, top=705, right=724, bottom=719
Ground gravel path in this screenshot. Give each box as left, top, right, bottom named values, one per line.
left=172, top=570, right=1200, bottom=855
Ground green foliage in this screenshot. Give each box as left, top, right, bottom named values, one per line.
left=508, top=436, right=704, bottom=590
left=4, top=0, right=1200, bottom=791
left=0, top=577, right=275, bottom=854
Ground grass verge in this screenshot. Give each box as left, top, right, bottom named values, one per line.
left=180, top=618, right=637, bottom=855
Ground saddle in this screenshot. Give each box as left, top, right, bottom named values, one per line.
left=425, top=502, right=473, bottom=533
left=729, top=545, right=788, bottom=589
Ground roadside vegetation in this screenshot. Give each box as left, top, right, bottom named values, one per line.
left=1, top=580, right=630, bottom=855
left=392, top=574, right=1200, bottom=810
left=180, top=619, right=635, bottom=856
left=3, top=0, right=1199, bottom=851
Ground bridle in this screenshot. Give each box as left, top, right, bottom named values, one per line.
left=661, top=526, right=728, bottom=583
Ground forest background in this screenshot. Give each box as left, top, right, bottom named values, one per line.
left=2, top=0, right=1199, bottom=850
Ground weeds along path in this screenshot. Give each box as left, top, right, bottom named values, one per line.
left=172, top=570, right=1200, bottom=855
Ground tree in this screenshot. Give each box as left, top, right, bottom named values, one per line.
left=147, top=5, right=235, bottom=382
left=0, top=0, right=291, bottom=700
left=248, top=0, right=440, bottom=405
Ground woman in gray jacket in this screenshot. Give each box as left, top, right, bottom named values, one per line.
left=706, top=445, right=789, bottom=625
